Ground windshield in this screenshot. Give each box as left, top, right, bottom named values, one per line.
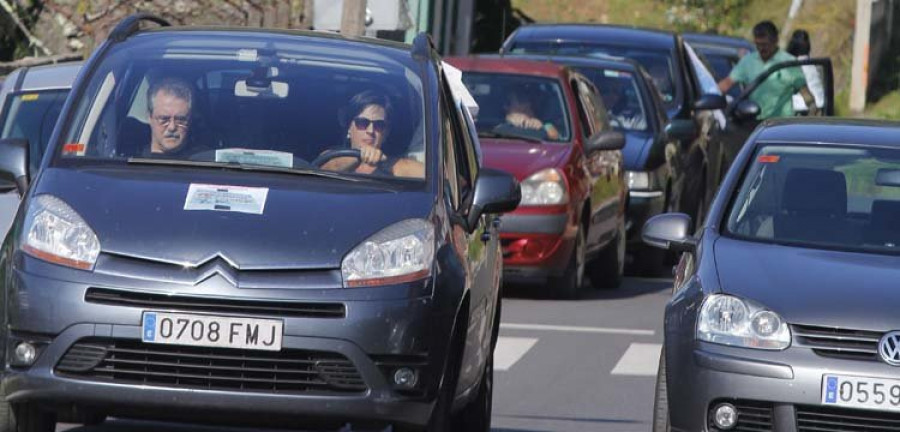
left=55, top=33, right=426, bottom=181
left=460, top=72, right=571, bottom=142
left=510, top=41, right=677, bottom=109
left=726, top=144, right=900, bottom=254
left=572, top=67, right=648, bottom=131
left=1, top=90, right=69, bottom=177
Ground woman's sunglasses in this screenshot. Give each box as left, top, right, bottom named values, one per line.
left=353, top=117, right=388, bottom=132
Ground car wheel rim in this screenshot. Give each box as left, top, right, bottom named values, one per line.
left=617, top=223, right=626, bottom=275
left=576, top=229, right=585, bottom=289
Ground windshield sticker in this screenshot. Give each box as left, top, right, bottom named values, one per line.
left=21, top=93, right=39, bottom=101
left=215, top=148, right=294, bottom=168
left=184, top=184, right=269, bottom=215
left=758, top=155, right=781, bottom=163
left=603, top=70, right=625, bottom=78
left=62, top=143, right=86, bottom=155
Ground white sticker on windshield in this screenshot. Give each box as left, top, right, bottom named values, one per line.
left=184, top=184, right=269, bottom=215
left=215, top=148, right=293, bottom=168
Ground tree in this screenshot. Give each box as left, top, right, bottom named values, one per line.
left=660, top=0, right=751, bottom=33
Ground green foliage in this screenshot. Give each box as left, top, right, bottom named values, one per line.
left=659, top=0, right=752, bottom=33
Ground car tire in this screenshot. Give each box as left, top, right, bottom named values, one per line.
left=589, top=220, right=624, bottom=289
left=452, top=351, right=493, bottom=432
left=551, top=226, right=585, bottom=299
left=652, top=348, right=672, bottom=432
left=0, top=402, right=56, bottom=432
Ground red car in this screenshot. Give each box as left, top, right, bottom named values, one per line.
left=447, top=57, right=627, bottom=298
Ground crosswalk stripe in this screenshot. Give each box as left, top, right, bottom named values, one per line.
left=500, top=323, right=655, bottom=336
left=494, top=336, right=538, bottom=371
left=610, top=343, right=662, bottom=376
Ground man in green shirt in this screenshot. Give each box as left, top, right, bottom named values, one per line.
left=718, top=21, right=813, bottom=119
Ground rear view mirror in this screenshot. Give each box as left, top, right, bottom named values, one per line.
left=876, top=169, right=900, bottom=187
left=734, top=100, right=761, bottom=121
left=664, top=119, right=697, bottom=142
left=585, top=130, right=625, bottom=153
left=0, top=138, right=29, bottom=196
left=642, top=213, right=696, bottom=253
left=467, top=168, right=521, bottom=232
left=694, top=94, right=726, bottom=111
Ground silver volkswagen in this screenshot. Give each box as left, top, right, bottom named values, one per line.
left=646, top=118, right=900, bottom=431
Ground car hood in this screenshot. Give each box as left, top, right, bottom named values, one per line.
left=32, top=167, right=432, bottom=270
left=714, top=236, right=900, bottom=329
left=479, top=138, right=571, bottom=180
left=622, top=131, right=654, bottom=171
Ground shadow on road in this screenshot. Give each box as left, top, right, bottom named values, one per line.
left=502, top=276, right=671, bottom=301
left=495, top=413, right=644, bottom=424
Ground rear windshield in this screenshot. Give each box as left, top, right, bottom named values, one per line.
left=509, top=41, right=678, bottom=109
left=572, top=67, right=648, bottom=131
left=0, top=90, right=69, bottom=177
left=55, top=33, right=427, bottom=181
left=460, top=72, right=571, bottom=142
left=726, top=144, right=900, bottom=254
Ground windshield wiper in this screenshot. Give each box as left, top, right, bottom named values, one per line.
left=478, top=130, right=544, bottom=143
left=125, top=157, right=393, bottom=186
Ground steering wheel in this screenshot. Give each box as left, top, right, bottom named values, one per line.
left=311, top=149, right=362, bottom=171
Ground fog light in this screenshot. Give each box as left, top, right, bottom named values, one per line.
left=713, top=403, right=738, bottom=429
left=14, top=342, right=36, bottom=366
left=393, top=367, right=419, bottom=389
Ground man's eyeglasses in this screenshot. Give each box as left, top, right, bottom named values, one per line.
left=352, top=117, right=387, bottom=133
left=152, top=115, right=190, bottom=128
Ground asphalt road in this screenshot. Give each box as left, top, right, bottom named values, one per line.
left=57, top=276, right=672, bottom=432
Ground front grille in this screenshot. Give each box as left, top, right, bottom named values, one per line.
left=85, top=288, right=345, bottom=319
left=56, top=339, right=366, bottom=395
left=792, top=324, right=882, bottom=361
left=797, top=405, right=900, bottom=431
left=710, top=400, right=774, bottom=432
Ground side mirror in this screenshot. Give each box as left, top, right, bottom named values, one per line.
left=664, top=119, right=697, bottom=142
left=642, top=213, right=696, bottom=253
left=0, top=138, right=29, bottom=196
left=585, top=130, right=625, bottom=153
left=467, top=168, right=521, bottom=232
left=694, top=94, right=726, bottom=111
left=734, top=99, right=761, bottom=121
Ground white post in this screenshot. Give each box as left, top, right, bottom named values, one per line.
left=850, top=0, right=874, bottom=113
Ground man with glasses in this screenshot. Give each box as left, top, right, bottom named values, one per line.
left=147, top=77, right=192, bottom=156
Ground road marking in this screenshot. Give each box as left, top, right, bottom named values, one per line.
left=501, top=323, right=655, bottom=336
left=611, top=343, right=662, bottom=376
left=494, top=337, right=538, bottom=371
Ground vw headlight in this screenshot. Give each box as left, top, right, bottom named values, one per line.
left=520, top=168, right=567, bottom=206
left=22, top=195, right=100, bottom=270
left=342, top=219, right=435, bottom=287
left=697, top=294, right=790, bottom=350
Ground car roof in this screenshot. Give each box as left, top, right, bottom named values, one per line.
left=485, top=53, right=642, bottom=73
left=150, top=26, right=413, bottom=53
left=444, top=56, right=569, bottom=79
left=756, top=118, right=900, bottom=148
left=683, top=33, right=754, bottom=51
left=12, top=61, right=82, bottom=92
left=507, top=24, right=677, bottom=50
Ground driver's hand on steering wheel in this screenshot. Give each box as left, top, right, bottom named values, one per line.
left=359, top=143, right=387, bottom=165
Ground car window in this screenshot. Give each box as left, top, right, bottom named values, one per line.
left=55, top=35, right=427, bottom=181
left=573, top=67, right=648, bottom=131
left=441, top=89, right=461, bottom=210
left=726, top=144, right=900, bottom=254
left=0, top=90, right=69, bottom=177
left=576, top=79, right=610, bottom=133
left=685, top=44, right=721, bottom=97
left=442, top=74, right=476, bottom=207
left=509, top=41, right=679, bottom=109
left=461, top=72, right=571, bottom=142
left=570, top=80, right=593, bottom=137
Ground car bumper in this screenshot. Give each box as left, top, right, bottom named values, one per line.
left=3, top=259, right=458, bottom=429
left=669, top=341, right=900, bottom=432
left=626, top=190, right=665, bottom=247
left=498, top=212, right=575, bottom=284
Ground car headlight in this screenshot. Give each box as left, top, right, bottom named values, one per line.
left=342, top=219, right=435, bottom=287
left=520, top=168, right=567, bottom=206
left=22, top=195, right=100, bottom=270
left=697, top=294, right=790, bottom=350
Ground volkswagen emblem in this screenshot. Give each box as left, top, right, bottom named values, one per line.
left=879, top=331, right=900, bottom=366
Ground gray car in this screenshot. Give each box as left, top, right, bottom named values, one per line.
left=0, top=61, right=81, bottom=237
left=645, top=118, right=900, bottom=431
